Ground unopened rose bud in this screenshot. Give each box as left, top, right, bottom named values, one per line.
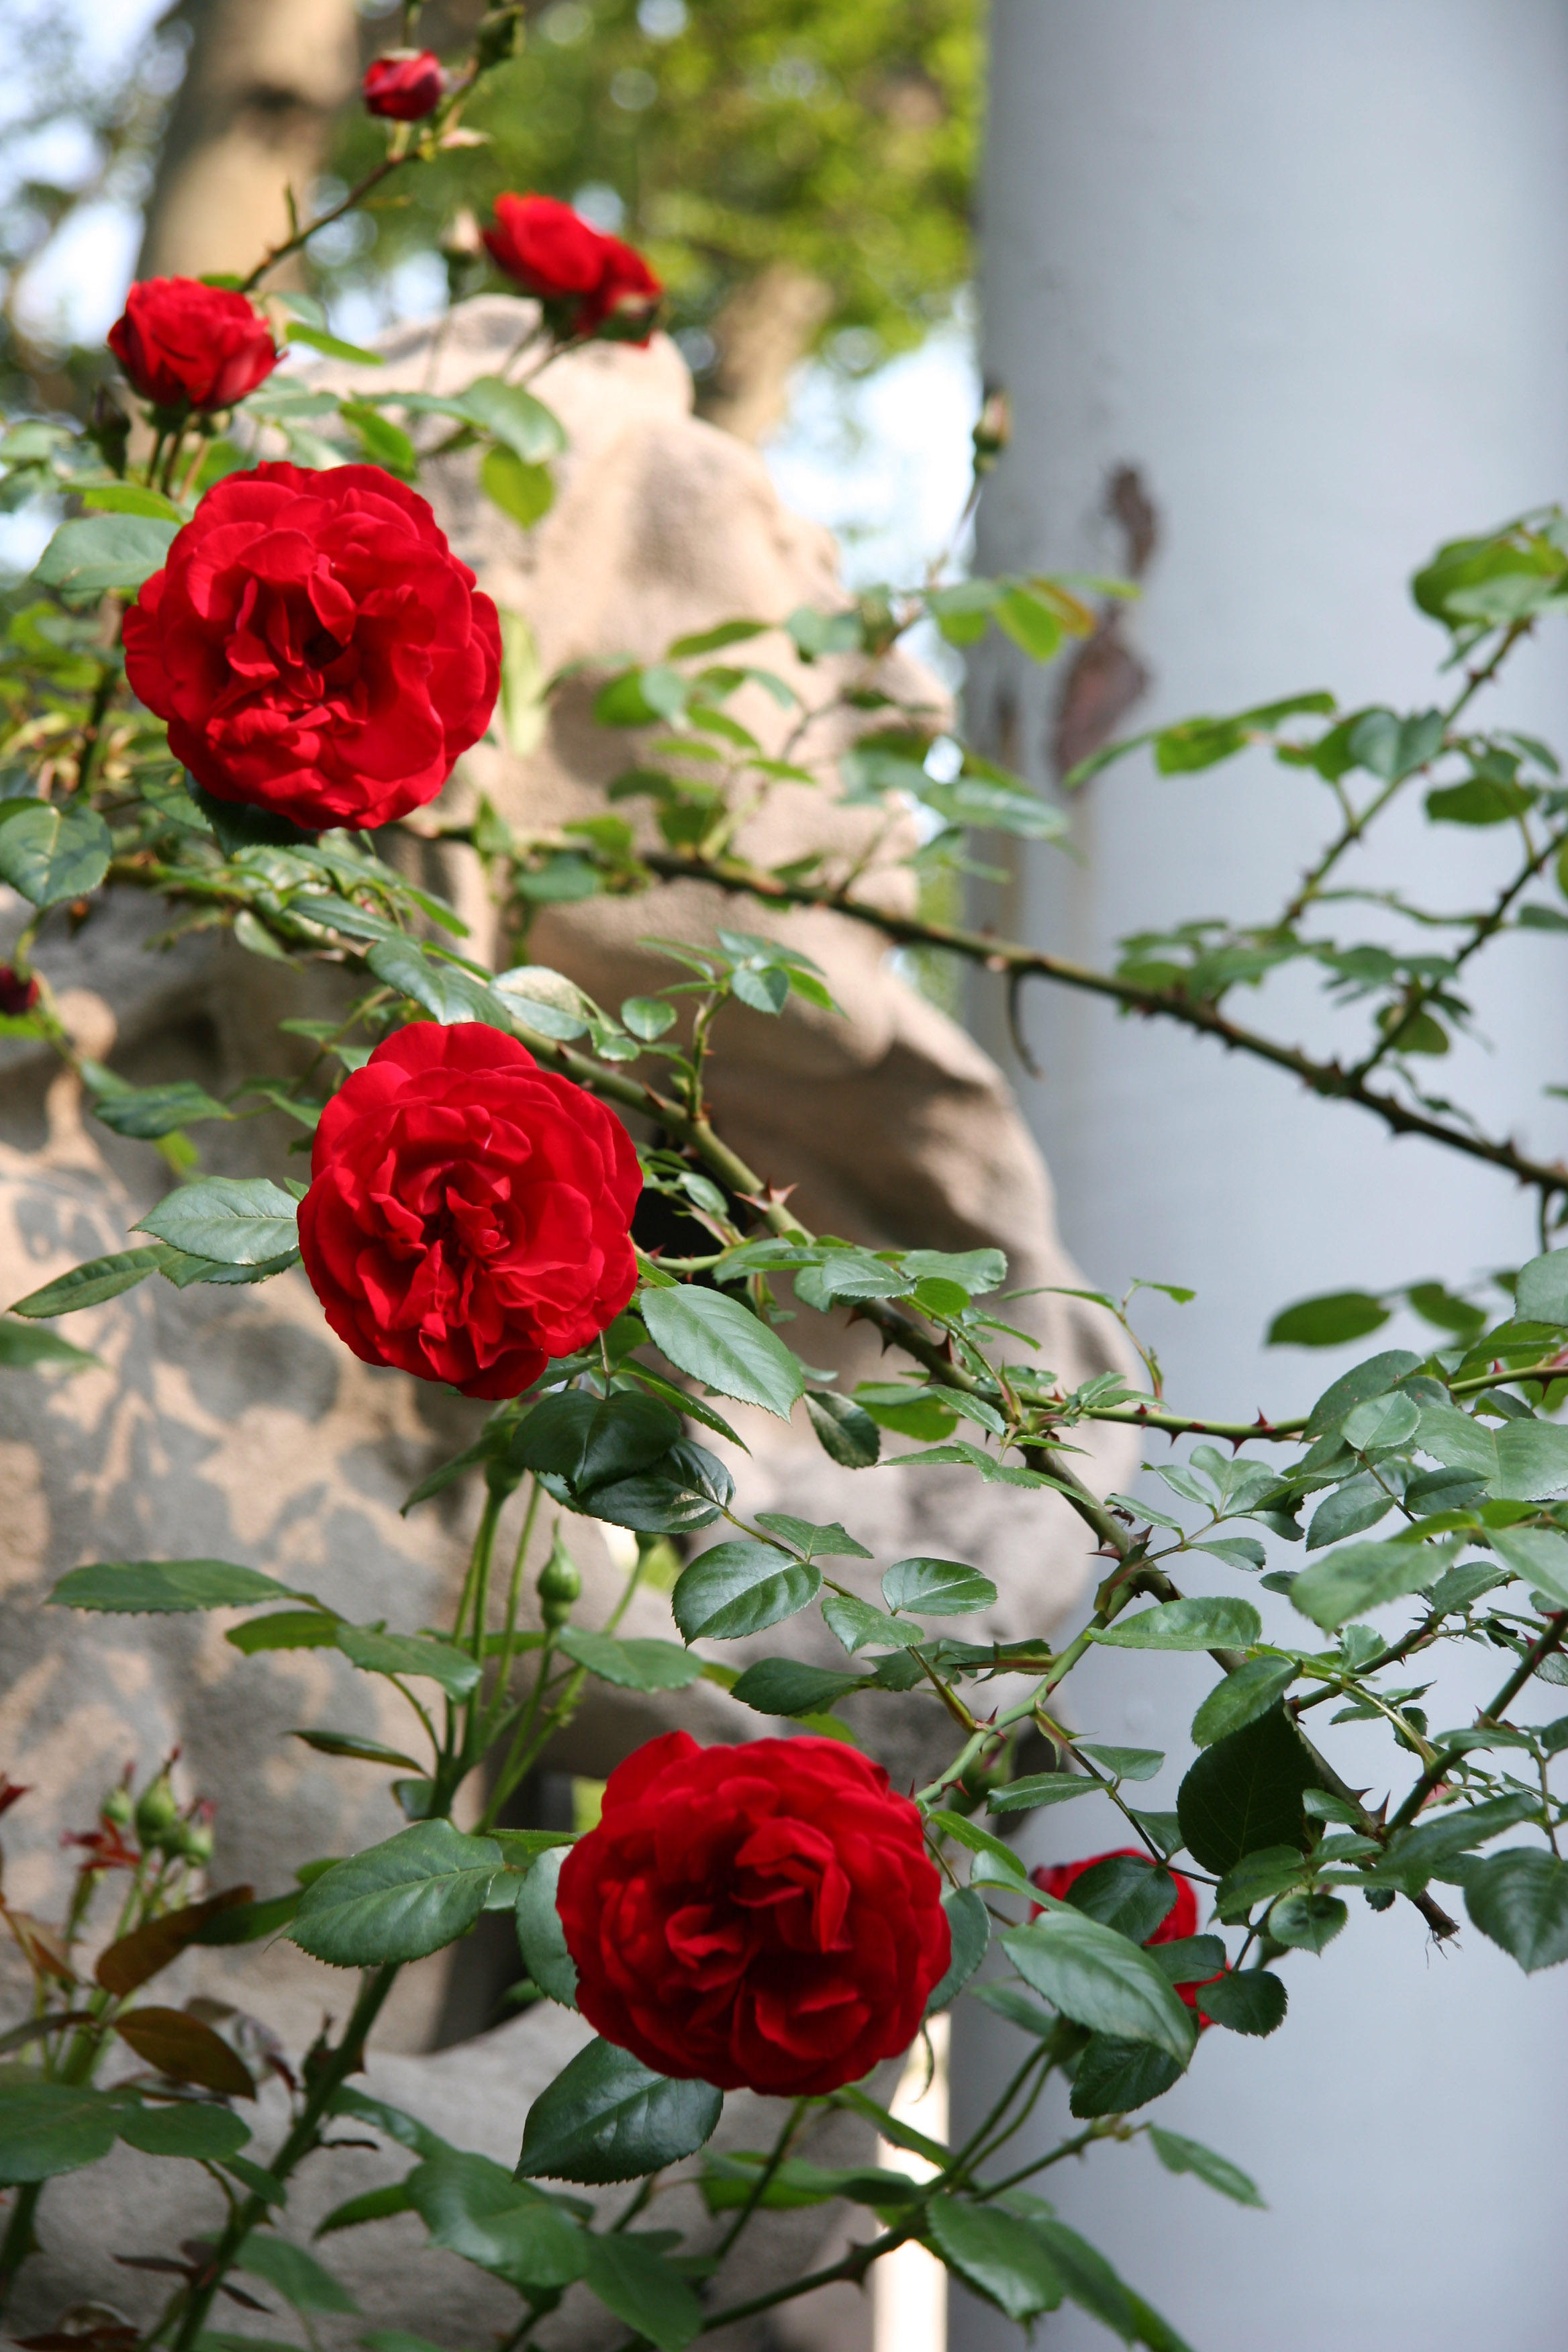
left=100, top=1782, right=134, bottom=1829
left=134, top=1772, right=180, bottom=1849
left=362, top=49, right=445, bottom=122
left=0, top=967, right=39, bottom=1019
left=171, top=1812, right=214, bottom=1865
left=536, top=1526, right=581, bottom=1628
left=972, top=387, right=1012, bottom=473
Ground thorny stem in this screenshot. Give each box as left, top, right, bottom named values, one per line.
left=158, top=1963, right=400, bottom=2350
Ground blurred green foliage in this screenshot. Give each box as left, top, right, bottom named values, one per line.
left=333, top=0, right=980, bottom=376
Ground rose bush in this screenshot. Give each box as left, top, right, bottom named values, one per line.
left=297, top=1022, right=642, bottom=1399
left=484, top=191, right=663, bottom=340
left=107, top=277, right=278, bottom=412
left=362, top=50, right=445, bottom=121
left=121, top=462, right=501, bottom=830
left=557, top=1732, right=951, bottom=2095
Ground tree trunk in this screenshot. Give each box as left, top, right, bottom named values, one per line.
left=697, top=259, right=834, bottom=445
left=138, top=0, right=360, bottom=282
left=952, top=4, right=1568, bottom=2347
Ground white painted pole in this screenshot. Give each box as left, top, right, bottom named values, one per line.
left=953, top=6, right=1568, bottom=2347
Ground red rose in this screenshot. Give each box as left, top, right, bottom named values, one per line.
left=107, top=278, right=278, bottom=413
left=363, top=50, right=444, bottom=120
left=297, top=1023, right=640, bottom=1400
left=1032, top=1849, right=1221, bottom=2012
left=0, top=967, right=39, bottom=1018
left=557, top=1732, right=951, bottom=2096
left=121, top=462, right=501, bottom=832
left=483, top=193, right=662, bottom=341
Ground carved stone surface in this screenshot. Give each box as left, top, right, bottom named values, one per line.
left=0, top=301, right=1138, bottom=2339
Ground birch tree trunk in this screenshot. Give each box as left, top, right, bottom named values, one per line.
left=954, top=5, right=1568, bottom=2347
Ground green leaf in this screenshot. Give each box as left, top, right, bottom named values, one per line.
left=640, top=1285, right=805, bottom=1419
left=516, top=2038, right=723, bottom=2185
left=405, top=2150, right=585, bottom=2290
left=335, top=1624, right=481, bottom=1698
left=1267, top=1289, right=1390, bottom=1347
left=34, top=512, right=177, bottom=595
left=804, top=1389, right=881, bottom=1467
left=116, top=2101, right=251, bottom=2162
left=581, top=2233, right=703, bottom=2352
left=926, top=1886, right=990, bottom=2014
left=454, top=375, right=566, bottom=462
left=987, top=1773, right=1099, bottom=1814
left=1026, top=2212, right=1193, bottom=2350
left=1464, top=1846, right=1568, bottom=1970
left=556, top=1626, right=701, bottom=1691
left=288, top=1822, right=502, bottom=1966
left=9, top=1244, right=173, bottom=1318
left=1095, top=1597, right=1262, bottom=1651
left=1374, top=1790, right=1540, bottom=1889
left=1191, top=1657, right=1299, bottom=1747
left=235, top=2231, right=359, bottom=2313
left=1290, top=1534, right=1457, bottom=1630
left=882, top=1557, right=997, bottom=1616
left=0, top=801, right=111, bottom=905
left=0, top=1318, right=97, bottom=1371
left=671, top=1539, right=819, bottom=1643
left=1067, top=2035, right=1183, bottom=2119
left=1077, top=1744, right=1166, bottom=1783
left=753, top=1511, right=871, bottom=1559
left=283, top=321, right=383, bottom=364
left=1515, top=1248, right=1568, bottom=1327
left=821, top=1591, right=925, bottom=1655
left=136, top=1176, right=299, bottom=1267
left=1267, top=1890, right=1348, bottom=1953
left=1176, top=1706, right=1318, bottom=1873
left=1001, top=1914, right=1197, bottom=2065
left=81, top=482, right=183, bottom=521
left=85, top=1075, right=232, bottom=1140
left=924, top=2197, right=1063, bottom=2320
left=1148, top=2126, right=1265, bottom=2207
left=313, top=2180, right=415, bottom=2236
left=0, top=2074, right=120, bottom=2182
left=1416, top=1403, right=1568, bottom=1501
left=50, top=1557, right=291, bottom=1614
left=1213, top=1846, right=1308, bottom=1923
left=495, top=607, right=548, bottom=757
left=192, top=1890, right=301, bottom=1945
left=227, top=1609, right=338, bottom=1655
left=1194, top=1970, right=1287, bottom=2035
left=482, top=443, right=555, bottom=529
left=729, top=1658, right=863, bottom=1716
left=339, top=400, right=418, bottom=478
left=1063, top=1855, right=1181, bottom=1943
left=515, top=1846, right=577, bottom=2008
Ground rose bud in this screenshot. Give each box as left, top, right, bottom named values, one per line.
left=107, top=277, right=279, bottom=413
left=363, top=49, right=445, bottom=121
left=558, top=1733, right=951, bottom=2096
left=121, top=462, right=500, bottom=832
left=483, top=192, right=663, bottom=343
left=297, top=1023, right=641, bottom=1400
left=536, top=1526, right=581, bottom=1628
left=0, top=967, right=39, bottom=1018
left=134, top=1771, right=181, bottom=1850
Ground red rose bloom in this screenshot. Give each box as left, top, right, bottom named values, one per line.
left=558, top=1732, right=951, bottom=2096
left=121, top=463, right=501, bottom=832
left=0, top=967, right=39, bottom=1018
left=297, top=1023, right=640, bottom=1400
left=107, top=278, right=278, bottom=412
left=483, top=193, right=662, bottom=341
left=1032, top=1849, right=1220, bottom=2012
left=363, top=50, right=444, bottom=120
